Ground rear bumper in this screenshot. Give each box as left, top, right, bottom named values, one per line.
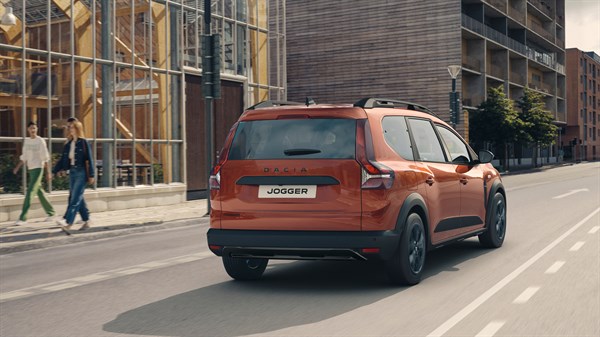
left=207, top=229, right=401, bottom=261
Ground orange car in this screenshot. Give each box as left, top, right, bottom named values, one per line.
left=207, top=98, right=506, bottom=285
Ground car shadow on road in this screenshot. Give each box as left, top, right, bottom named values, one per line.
left=104, top=239, right=491, bottom=337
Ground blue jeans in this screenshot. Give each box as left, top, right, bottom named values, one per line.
left=64, top=167, right=90, bottom=225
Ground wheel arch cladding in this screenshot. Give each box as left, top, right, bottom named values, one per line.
left=486, top=179, right=506, bottom=228
left=396, top=193, right=431, bottom=248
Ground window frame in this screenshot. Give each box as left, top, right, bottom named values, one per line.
left=434, top=123, right=475, bottom=164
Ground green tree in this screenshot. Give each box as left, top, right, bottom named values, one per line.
left=516, top=88, right=558, bottom=167
left=469, top=86, right=524, bottom=170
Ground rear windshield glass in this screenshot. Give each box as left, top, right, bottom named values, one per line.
left=228, top=119, right=356, bottom=160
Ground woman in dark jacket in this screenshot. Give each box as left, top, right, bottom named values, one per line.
left=54, top=120, right=95, bottom=233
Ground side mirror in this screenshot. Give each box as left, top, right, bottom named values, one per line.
left=478, top=150, right=494, bottom=164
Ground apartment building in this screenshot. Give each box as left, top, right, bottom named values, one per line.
left=565, top=49, right=600, bottom=161
left=286, top=0, right=566, bottom=150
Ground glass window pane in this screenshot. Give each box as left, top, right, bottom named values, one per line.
left=408, top=119, right=446, bottom=163
left=248, top=0, right=257, bottom=25
left=257, top=0, right=267, bottom=29
left=229, top=119, right=357, bottom=160
left=257, top=31, right=268, bottom=85
left=236, top=0, right=247, bottom=22
left=183, top=9, right=199, bottom=67
left=224, top=0, right=234, bottom=18
left=236, top=25, right=246, bottom=76
left=224, top=21, right=234, bottom=74
left=382, top=117, right=414, bottom=160
left=436, top=125, right=471, bottom=163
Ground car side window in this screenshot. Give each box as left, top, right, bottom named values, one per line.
left=407, top=118, right=446, bottom=162
left=435, top=125, right=471, bottom=164
left=382, top=116, right=414, bottom=160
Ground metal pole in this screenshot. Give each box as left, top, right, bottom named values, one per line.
left=204, top=0, right=213, bottom=215
left=451, top=78, right=456, bottom=129
left=101, top=0, right=114, bottom=187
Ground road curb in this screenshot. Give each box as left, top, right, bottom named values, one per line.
left=0, top=217, right=209, bottom=255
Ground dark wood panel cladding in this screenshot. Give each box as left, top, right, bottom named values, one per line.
left=214, top=81, right=244, bottom=157
left=285, top=0, right=462, bottom=123
left=185, top=76, right=244, bottom=194
left=185, top=74, right=207, bottom=192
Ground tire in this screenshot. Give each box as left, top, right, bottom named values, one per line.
left=479, top=192, right=507, bottom=248
left=385, top=213, right=427, bottom=286
left=222, top=255, right=268, bottom=281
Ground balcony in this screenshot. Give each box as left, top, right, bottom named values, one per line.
left=508, top=4, right=526, bottom=25
left=527, top=18, right=555, bottom=42
left=529, top=80, right=553, bottom=95
left=557, top=86, right=565, bottom=98
left=461, top=14, right=564, bottom=74
left=463, top=95, right=484, bottom=108
left=485, top=0, right=507, bottom=13
left=462, top=55, right=482, bottom=72
left=528, top=0, right=553, bottom=19
left=488, top=64, right=504, bottom=79
left=510, top=71, right=526, bottom=85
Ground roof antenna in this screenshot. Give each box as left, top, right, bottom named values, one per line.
left=305, top=97, right=315, bottom=106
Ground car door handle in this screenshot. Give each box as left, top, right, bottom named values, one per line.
left=460, top=178, right=468, bottom=185
left=425, top=176, right=434, bottom=186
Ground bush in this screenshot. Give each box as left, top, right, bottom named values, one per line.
left=0, top=153, right=70, bottom=194
left=0, top=154, right=22, bottom=193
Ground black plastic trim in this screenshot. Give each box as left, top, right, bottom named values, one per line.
left=236, top=176, right=340, bottom=185
left=485, top=180, right=505, bottom=229
left=247, top=100, right=303, bottom=110
left=207, top=229, right=401, bottom=260
left=433, top=216, right=484, bottom=233
left=354, top=97, right=438, bottom=118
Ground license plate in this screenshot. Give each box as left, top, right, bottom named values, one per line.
left=258, top=185, right=317, bottom=198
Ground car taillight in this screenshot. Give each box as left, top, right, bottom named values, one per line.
left=356, top=119, right=395, bottom=189
left=209, top=169, right=221, bottom=190
left=361, top=162, right=394, bottom=189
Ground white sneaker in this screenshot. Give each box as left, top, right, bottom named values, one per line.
left=15, top=220, right=28, bottom=226
left=56, top=219, right=72, bottom=235
left=79, top=220, right=91, bottom=231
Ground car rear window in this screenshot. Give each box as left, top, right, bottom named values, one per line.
left=228, top=119, right=356, bottom=160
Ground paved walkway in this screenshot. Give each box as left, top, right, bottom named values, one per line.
left=0, top=199, right=208, bottom=254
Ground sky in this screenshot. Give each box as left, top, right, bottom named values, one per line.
left=565, top=0, right=600, bottom=55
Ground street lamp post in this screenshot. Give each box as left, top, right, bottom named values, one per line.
left=447, top=65, right=461, bottom=129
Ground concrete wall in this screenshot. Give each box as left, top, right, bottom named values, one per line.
left=1, top=184, right=187, bottom=222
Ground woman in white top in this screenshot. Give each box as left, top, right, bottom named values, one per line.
left=12, top=122, right=56, bottom=225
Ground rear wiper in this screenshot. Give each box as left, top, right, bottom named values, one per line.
left=283, top=148, right=322, bottom=156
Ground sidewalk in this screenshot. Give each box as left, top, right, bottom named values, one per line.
left=0, top=199, right=208, bottom=255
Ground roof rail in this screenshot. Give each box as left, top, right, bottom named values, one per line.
left=247, top=100, right=304, bottom=110
left=353, top=98, right=438, bottom=118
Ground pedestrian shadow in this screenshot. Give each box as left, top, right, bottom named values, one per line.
left=103, top=239, right=492, bottom=337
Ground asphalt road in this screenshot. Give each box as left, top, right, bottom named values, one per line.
left=0, top=162, right=598, bottom=337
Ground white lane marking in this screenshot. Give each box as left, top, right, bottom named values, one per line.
left=513, top=286, right=540, bottom=304
left=475, top=321, right=505, bottom=337
left=117, top=268, right=149, bottom=275
left=173, top=256, right=203, bottom=263
left=552, top=188, right=589, bottom=199
left=71, top=274, right=108, bottom=282
left=138, top=261, right=168, bottom=268
left=545, top=261, right=566, bottom=274
left=589, top=226, right=600, bottom=234
left=426, top=207, right=600, bottom=337
left=0, top=251, right=214, bottom=303
left=0, top=291, right=32, bottom=301
left=569, top=241, right=585, bottom=251
left=43, top=283, right=79, bottom=291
